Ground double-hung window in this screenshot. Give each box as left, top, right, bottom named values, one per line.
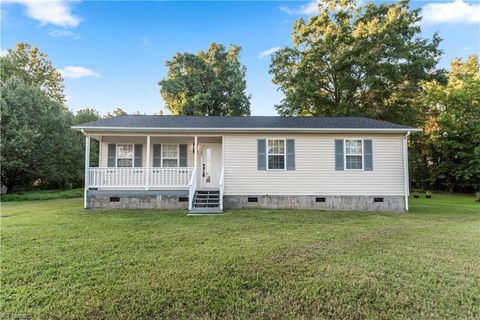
left=162, top=144, right=179, bottom=167
left=267, top=139, right=285, bottom=170
left=345, top=139, right=363, bottom=170
left=116, top=144, right=134, bottom=167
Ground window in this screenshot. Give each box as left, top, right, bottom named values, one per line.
left=345, top=139, right=363, bottom=170
left=117, top=144, right=133, bottom=167
left=267, top=139, right=285, bottom=170
left=162, top=144, right=179, bottom=167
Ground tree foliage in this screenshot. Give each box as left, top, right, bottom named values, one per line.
left=269, top=0, right=443, bottom=125
left=422, top=55, right=480, bottom=191
left=159, top=43, right=251, bottom=116
left=0, top=78, right=80, bottom=191
left=0, top=43, right=65, bottom=105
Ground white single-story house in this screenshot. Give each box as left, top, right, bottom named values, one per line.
left=72, top=115, right=420, bottom=213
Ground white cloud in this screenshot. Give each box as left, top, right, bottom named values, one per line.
left=3, top=0, right=81, bottom=27
left=422, top=0, right=480, bottom=25
left=259, top=47, right=282, bottom=58
left=59, top=66, right=100, bottom=79
left=0, top=49, right=8, bottom=57
left=280, top=1, right=318, bottom=16
left=49, top=28, right=80, bottom=39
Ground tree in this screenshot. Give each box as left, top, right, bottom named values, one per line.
left=0, top=78, right=79, bottom=192
left=0, top=42, right=65, bottom=105
left=105, top=107, right=127, bottom=118
left=159, top=42, right=251, bottom=116
left=74, top=108, right=101, bottom=124
left=422, top=55, right=480, bottom=192
left=269, top=0, right=443, bottom=125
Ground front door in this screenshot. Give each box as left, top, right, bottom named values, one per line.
left=201, top=143, right=222, bottom=188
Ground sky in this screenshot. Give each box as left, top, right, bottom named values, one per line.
left=1, top=0, right=479, bottom=116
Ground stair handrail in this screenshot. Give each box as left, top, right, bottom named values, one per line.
left=188, top=167, right=197, bottom=211
left=219, top=166, right=225, bottom=210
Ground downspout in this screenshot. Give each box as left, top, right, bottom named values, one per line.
left=403, top=131, right=411, bottom=212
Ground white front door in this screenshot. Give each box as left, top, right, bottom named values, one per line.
left=201, top=143, right=222, bottom=188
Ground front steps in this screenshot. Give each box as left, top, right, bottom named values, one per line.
left=189, top=190, right=223, bottom=214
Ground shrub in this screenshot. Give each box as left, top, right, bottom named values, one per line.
left=1, top=188, right=83, bottom=202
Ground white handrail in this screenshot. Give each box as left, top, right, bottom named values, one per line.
left=219, top=166, right=225, bottom=210
left=87, top=167, right=193, bottom=189
left=188, top=167, right=197, bottom=211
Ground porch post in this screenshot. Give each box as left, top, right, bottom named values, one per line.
left=98, top=136, right=102, bottom=167
left=146, top=135, right=151, bottom=190
left=84, top=135, right=90, bottom=209
left=194, top=136, right=198, bottom=170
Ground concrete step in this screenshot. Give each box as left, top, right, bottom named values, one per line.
left=188, top=207, right=223, bottom=215
left=195, top=200, right=220, bottom=204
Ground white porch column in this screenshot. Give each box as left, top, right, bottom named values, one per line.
left=146, top=135, right=151, bottom=190
left=194, top=135, right=198, bottom=170
left=98, top=136, right=102, bottom=167
left=84, top=135, right=90, bottom=209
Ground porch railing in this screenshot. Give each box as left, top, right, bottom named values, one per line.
left=88, top=167, right=194, bottom=189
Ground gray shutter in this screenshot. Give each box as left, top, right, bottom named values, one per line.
left=335, top=139, right=344, bottom=171
left=107, top=144, right=116, bottom=167
left=364, top=140, right=373, bottom=171
left=257, top=139, right=266, bottom=170
left=286, top=139, right=295, bottom=170
left=179, top=144, right=187, bottom=167
left=153, top=144, right=161, bottom=167
left=134, top=144, right=143, bottom=167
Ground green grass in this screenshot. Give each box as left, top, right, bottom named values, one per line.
left=1, top=188, right=83, bottom=202
left=1, top=194, right=479, bottom=319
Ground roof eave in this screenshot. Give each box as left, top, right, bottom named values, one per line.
left=71, top=126, right=421, bottom=133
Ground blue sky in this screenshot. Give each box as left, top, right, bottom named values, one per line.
left=1, top=0, right=479, bottom=116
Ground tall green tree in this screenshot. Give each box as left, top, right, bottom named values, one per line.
left=422, top=55, right=480, bottom=192
left=0, top=43, right=65, bottom=105
left=269, top=0, right=442, bottom=124
left=0, top=78, right=79, bottom=192
left=159, top=43, right=251, bottom=116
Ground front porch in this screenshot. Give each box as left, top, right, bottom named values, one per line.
left=83, top=134, right=224, bottom=212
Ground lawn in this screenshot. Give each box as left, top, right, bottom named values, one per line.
left=1, top=194, right=479, bottom=319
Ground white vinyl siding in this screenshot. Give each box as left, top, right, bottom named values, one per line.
left=224, top=133, right=405, bottom=196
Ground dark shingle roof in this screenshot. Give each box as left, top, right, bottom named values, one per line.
left=74, top=115, right=418, bottom=131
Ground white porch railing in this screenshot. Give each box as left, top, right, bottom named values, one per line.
left=88, top=167, right=194, bottom=189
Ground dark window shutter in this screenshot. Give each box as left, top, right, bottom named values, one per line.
left=107, top=144, right=116, bottom=167
left=179, top=144, right=188, bottom=167
left=335, top=139, right=344, bottom=171
left=257, top=139, right=266, bottom=170
left=134, top=144, right=143, bottom=167
left=364, top=140, right=373, bottom=171
left=153, top=144, right=161, bottom=167
left=286, top=139, right=295, bottom=170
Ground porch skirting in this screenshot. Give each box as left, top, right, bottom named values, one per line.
left=223, top=195, right=406, bottom=212
left=87, top=190, right=189, bottom=209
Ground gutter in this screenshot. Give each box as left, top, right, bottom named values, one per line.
left=71, top=126, right=422, bottom=134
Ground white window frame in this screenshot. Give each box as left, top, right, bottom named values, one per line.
left=116, top=143, right=134, bottom=168
left=344, top=138, right=364, bottom=171
left=161, top=144, right=180, bottom=168
left=266, top=138, right=286, bottom=171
